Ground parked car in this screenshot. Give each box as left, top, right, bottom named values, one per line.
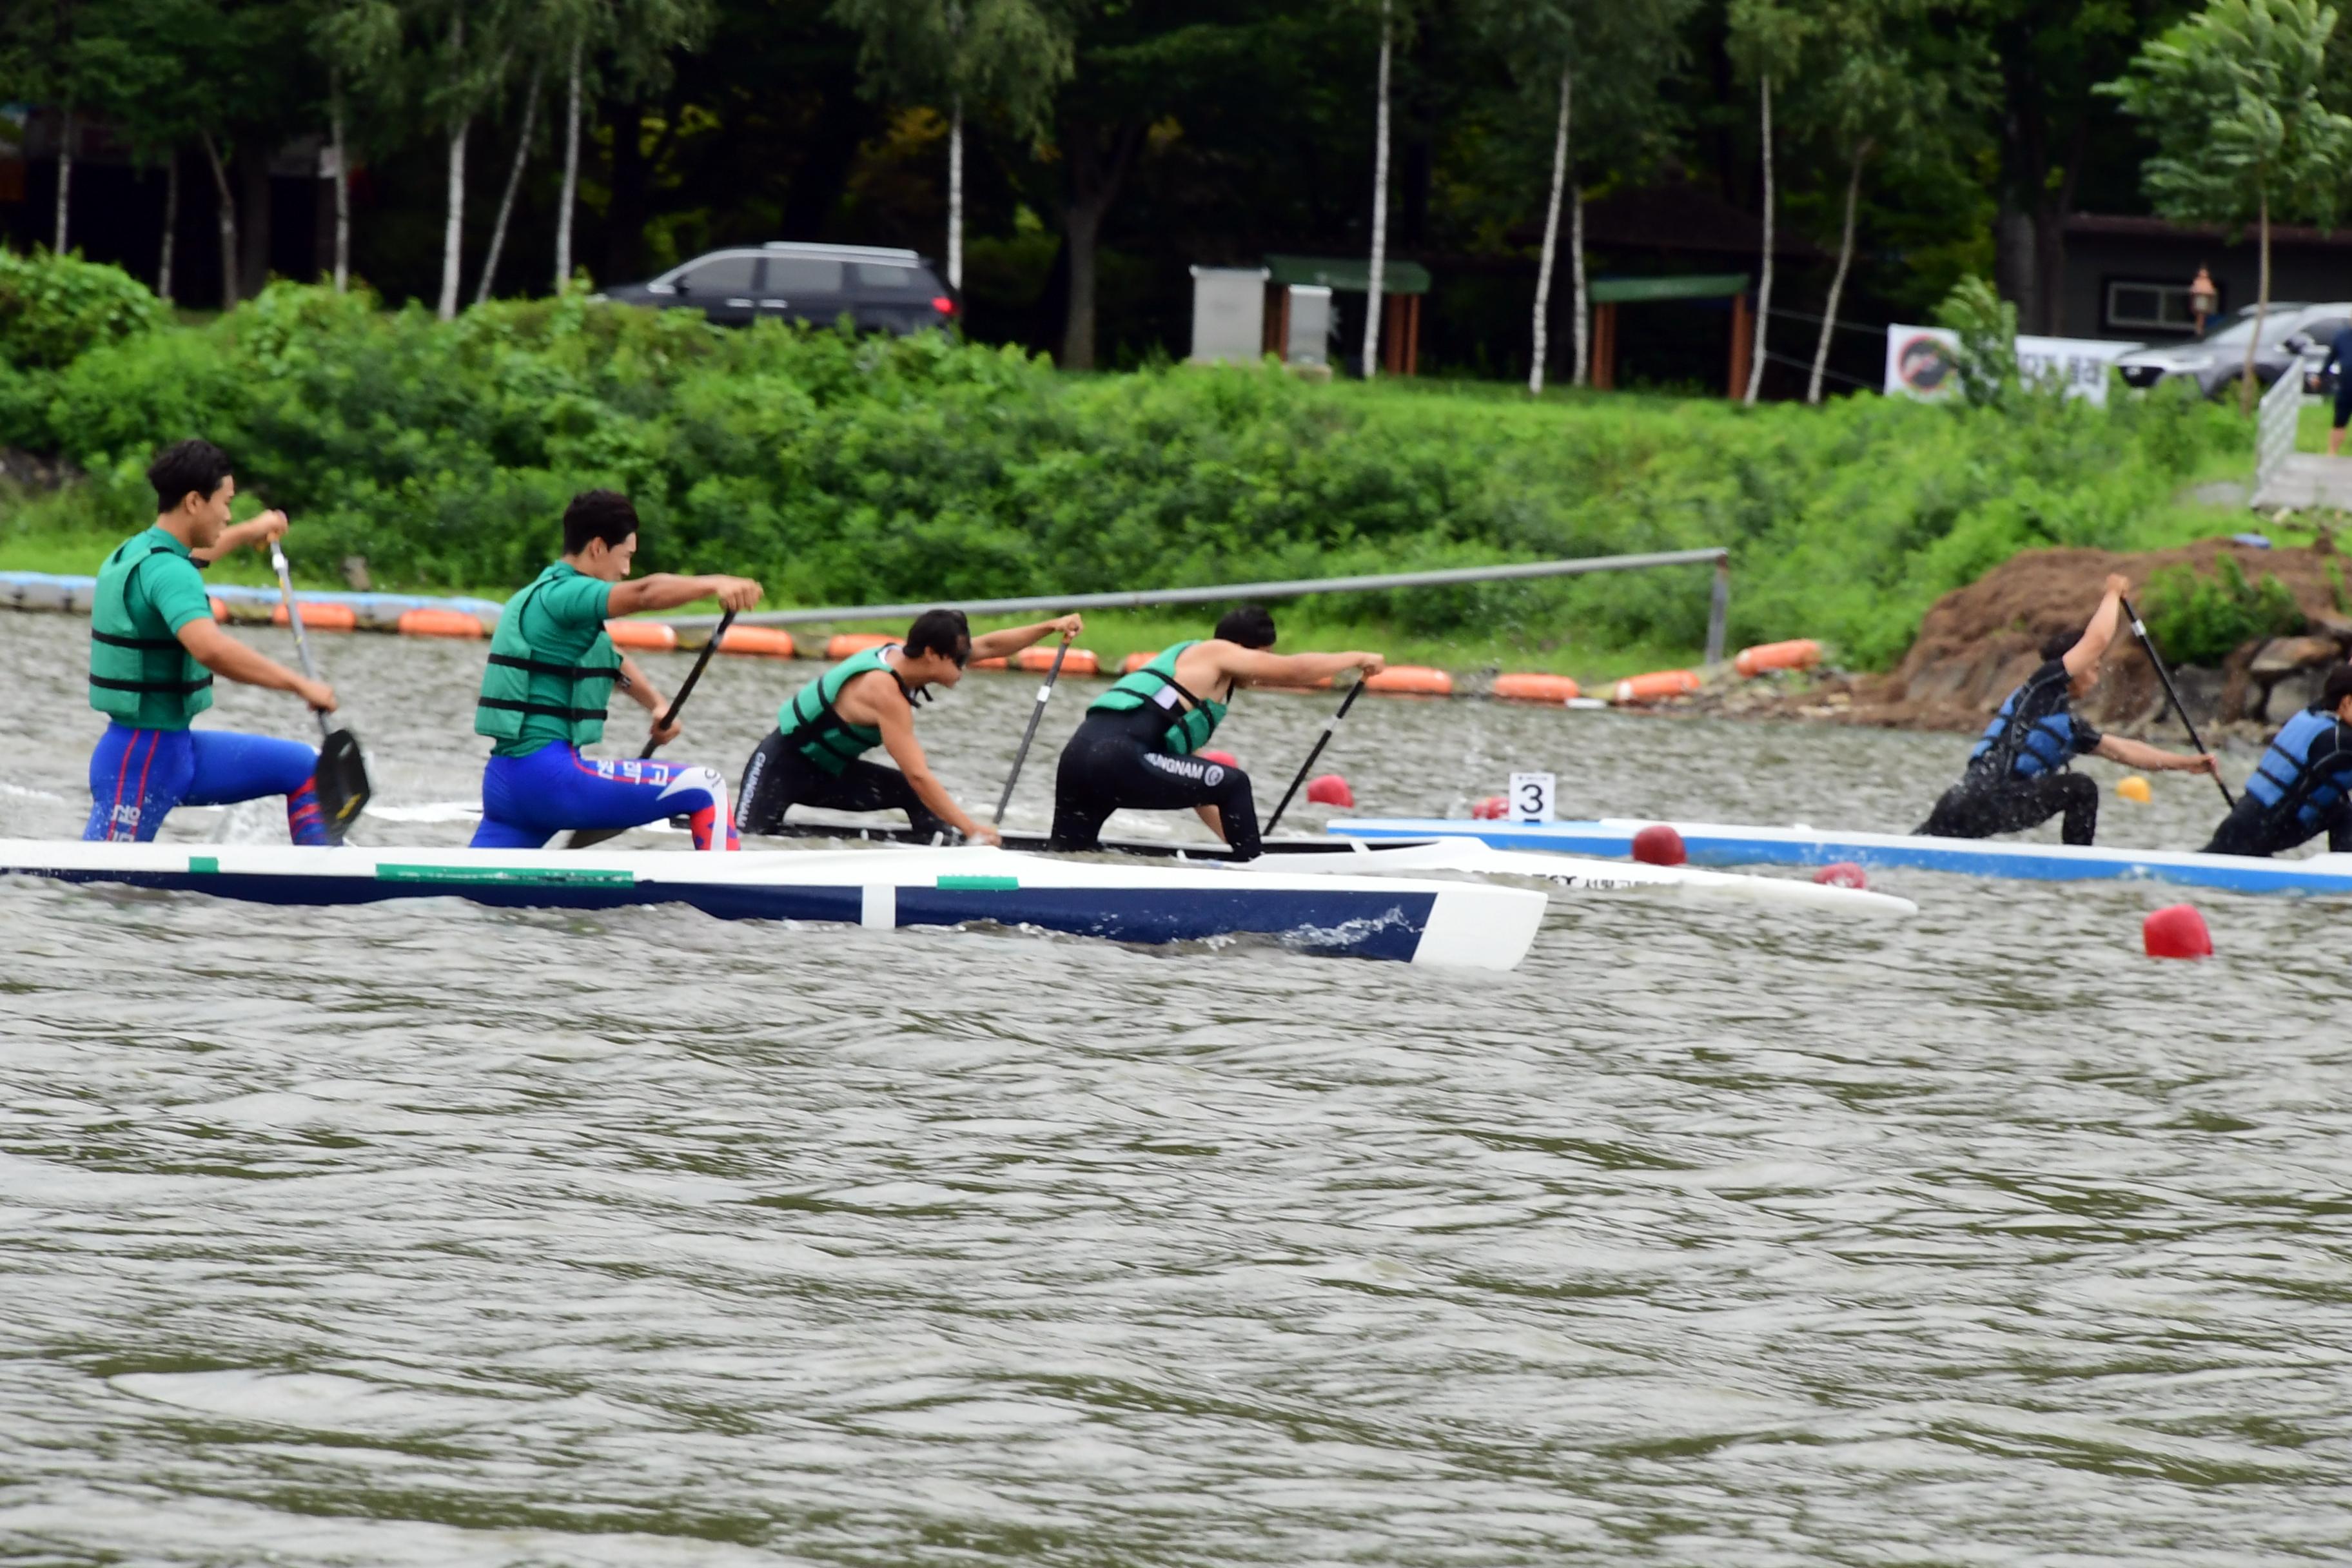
left=596, top=242, right=955, bottom=334
left=2112, top=301, right=2352, bottom=399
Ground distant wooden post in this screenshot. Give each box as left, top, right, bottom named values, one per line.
left=1727, top=293, right=1752, bottom=399
left=1592, top=302, right=1618, bottom=390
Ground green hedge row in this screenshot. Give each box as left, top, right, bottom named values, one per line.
left=0, top=258, right=2248, bottom=666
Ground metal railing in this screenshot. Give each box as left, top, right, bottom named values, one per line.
left=674, top=547, right=1736, bottom=664
left=2255, top=367, right=2300, bottom=500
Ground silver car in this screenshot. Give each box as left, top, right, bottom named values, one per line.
left=2114, top=302, right=2352, bottom=398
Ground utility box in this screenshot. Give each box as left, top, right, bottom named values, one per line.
left=1189, top=266, right=1269, bottom=364
left=1285, top=284, right=1333, bottom=369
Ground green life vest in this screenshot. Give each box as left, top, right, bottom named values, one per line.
left=473, top=564, right=622, bottom=750
left=779, top=645, right=903, bottom=775
left=89, top=530, right=213, bottom=729
left=1089, top=640, right=1228, bottom=754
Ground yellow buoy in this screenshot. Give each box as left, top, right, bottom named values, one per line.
left=2118, top=775, right=2153, bottom=803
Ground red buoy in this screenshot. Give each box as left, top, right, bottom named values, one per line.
left=1471, top=794, right=1509, bottom=820
left=1631, top=823, right=1687, bottom=866
left=1198, top=749, right=1239, bottom=769
left=2143, top=904, right=2213, bottom=960
left=1812, top=861, right=1868, bottom=890
left=1305, top=774, right=1354, bottom=807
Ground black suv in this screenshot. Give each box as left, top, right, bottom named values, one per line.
left=597, top=242, right=955, bottom=333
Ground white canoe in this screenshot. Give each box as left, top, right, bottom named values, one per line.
left=0, top=839, right=1546, bottom=970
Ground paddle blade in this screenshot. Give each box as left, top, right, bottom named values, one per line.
left=314, top=727, right=372, bottom=845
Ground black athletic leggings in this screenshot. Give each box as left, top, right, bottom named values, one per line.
left=735, top=729, right=948, bottom=839
left=1917, top=769, right=2100, bottom=845
left=2201, top=792, right=2352, bottom=857
left=1049, top=706, right=1262, bottom=859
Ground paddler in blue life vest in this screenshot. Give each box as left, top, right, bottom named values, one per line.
left=84, top=438, right=340, bottom=844
left=470, top=489, right=761, bottom=850
left=2202, top=663, right=2352, bottom=856
left=1048, top=605, right=1385, bottom=859
left=734, top=607, right=1084, bottom=845
left=1916, top=573, right=2219, bottom=845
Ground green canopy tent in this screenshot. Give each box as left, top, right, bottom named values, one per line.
left=1588, top=273, right=1753, bottom=397
left=1263, top=254, right=1435, bottom=375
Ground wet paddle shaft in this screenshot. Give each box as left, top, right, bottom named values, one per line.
left=268, top=539, right=371, bottom=843
left=993, top=637, right=1072, bottom=825
left=566, top=608, right=737, bottom=849
left=2121, top=594, right=2235, bottom=808
left=1262, top=679, right=1366, bottom=837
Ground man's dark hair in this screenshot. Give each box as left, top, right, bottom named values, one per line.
left=1215, top=604, right=1277, bottom=649
left=148, top=439, right=233, bottom=513
left=2041, top=625, right=2086, bottom=663
left=563, top=489, right=640, bottom=554
left=905, top=607, right=972, bottom=662
left=2325, top=662, right=2352, bottom=710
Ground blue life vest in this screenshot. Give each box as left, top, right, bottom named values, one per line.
left=2244, top=705, right=2352, bottom=831
left=1969, top=692, right=2080, bottom=779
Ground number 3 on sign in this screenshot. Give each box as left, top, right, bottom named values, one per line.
left=1509, top=771, right=1556, bottom=823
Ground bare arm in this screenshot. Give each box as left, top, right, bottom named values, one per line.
left=1213, top=645, right=1386, bottom=688
left=874, top=692, right=998, bottom=843
left=192, top=510, right=289, bottom=566
left=605, top=573, right=763, bottom=618
left=2095, top=734, right=2218, bottom=775
left=969, top=613, right=1083, bottom=662
left=176, top=620, right=334, bottom=710
left=2064, top=574, right=2130, bottom=681
left=613, top=652, right=686, bottom=746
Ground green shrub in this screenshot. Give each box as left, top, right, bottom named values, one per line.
left=2142, top=555, right=2306, bottom=666
left=0, top=248, right=169, bottom=372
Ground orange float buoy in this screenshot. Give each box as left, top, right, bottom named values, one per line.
left=1611, top=669, right=1702, bottom=705
left=1492, top=672, right=1581, bottom=703
left=271, top=600, right=357, bottom=631
left=1733, top=639, right=1822, bottom=678
left=1305, top=774, right=1354, bottom=807
left=825, top=632, right=895, bottom=660
left=208, top=596, right=228, bottom=622
left=1199, top=749, right=1240, bottom=769
left=1019, top=645, right=1099, bottom=676
left=604, top=619, right=679, bottom=652
left=1120, top=649, right=1157, bottom=674
left=1812, top=861, right=1868, bottom=890
left=397, top=607, right=484, bottom=638
left=1631, top=823, right=1687, bottom=865
left=2143, top=904, right=2213, bottom=959
left=718, top=625, right=796, bottom=658
left=1471, top=794, right=1509, bottom=820
left=968, top=656, right=1009, bottom=670
left=1365, top=665, right=1454, bottom=696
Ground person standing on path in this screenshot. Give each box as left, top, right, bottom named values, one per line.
left=469, top=490, right=761, bottom=851
left=84, top=438, right=339, bottom=844
left=1916, top=574, right=2219, bottom=846
left=735, top=608, right=1083, bottom=844
left=2325, top=322, right=2352, bottom=456
left=1048, top=605, right=1384, bottom=859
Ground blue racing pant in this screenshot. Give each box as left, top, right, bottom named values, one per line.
left=84, top=722, right=326, bottom=845
left=471, top=743, right=738, bottom=851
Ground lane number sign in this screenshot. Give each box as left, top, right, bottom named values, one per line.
left=1509, top=771, right=1556, bottom=823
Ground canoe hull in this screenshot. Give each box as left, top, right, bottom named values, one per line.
left=0, top=840, right=1545, bottom=970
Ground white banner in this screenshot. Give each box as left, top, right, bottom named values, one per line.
left=1885, top=325, right=2133, bottom=406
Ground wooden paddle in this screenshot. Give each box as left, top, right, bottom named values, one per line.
left=268, top=540, right=371, bottom=844
left=566, top=609, right=736, bottom=849
left=991, top=635, right=1073, bottom=825
left=1260, top=678, right=1366, bottom=837
left=2121, top=594, right=2235, bottom=808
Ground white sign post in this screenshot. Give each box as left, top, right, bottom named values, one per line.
left=1884, top=325, right=2134, bottom=406
left=1509, top=771, right=1556, bottom=823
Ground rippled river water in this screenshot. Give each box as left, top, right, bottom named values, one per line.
left=1, top=611, right=2346, bottom=1565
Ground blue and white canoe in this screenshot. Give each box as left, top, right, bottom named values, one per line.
left=1329, top=816, right=2352, bottom=897
left=0, top=839, right=1546, bottom=970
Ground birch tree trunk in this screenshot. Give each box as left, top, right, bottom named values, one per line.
left=1360, top=0, right=1391, bottom=380
left=948, top=95, right=965, bottom=295
left=200, top=132, right=240, bottom=311
left=1571, top=181, right=1588, bottom=386
left=476, top=63, right=543, bottom=305
left=436, top=12, right=469, bottom=321
left=157, top=153, right=179, bottom=301
left=1807, top=142, right=1866, bottom=406
left=556, top=34, right=583, bottom=291
left=1527, top=64, right=1571, bottom=397
left=54, top=108, right=73, bottom=252
left=331, top=85, right=350, bottom=293
left=1745, top=75, right=1772, bottom=406
left=2243, top=186, right=2269, bottom=415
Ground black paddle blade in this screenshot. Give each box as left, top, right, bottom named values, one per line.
left=314, top=727, right=372, bottom=845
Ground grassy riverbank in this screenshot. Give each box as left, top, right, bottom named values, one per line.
left=0, top=259, right=2273, bottom=681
